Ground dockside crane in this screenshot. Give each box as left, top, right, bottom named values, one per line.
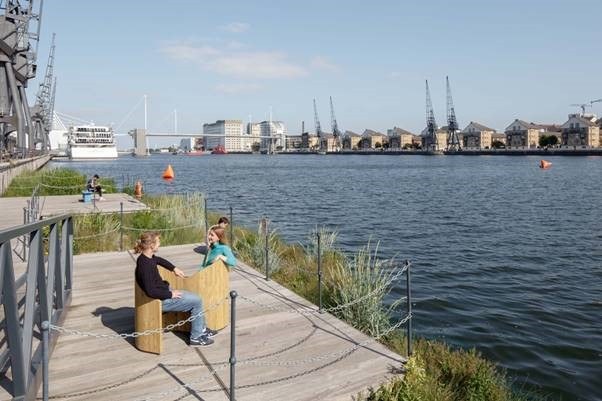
left=424, top=80, right=438, bottom=151
left=32, top=32, right=56, bottom=150
left=0, top=0, right=43, bottom=155
left=330, top=96, right=342, bottom=151
left=446, top=76, right=461, bottom=151
left=313, top=98, right=323, bottom=150
left=570, top=99, right=602, bottom=115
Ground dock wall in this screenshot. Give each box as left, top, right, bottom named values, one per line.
left=0, top=155, right=51, bottom=195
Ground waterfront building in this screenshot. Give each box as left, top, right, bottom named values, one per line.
left=387, top=127, right=416, bottom=149
left=285, top=135, right=303, bottom=150
left=203, top=120, right=244, bottom=152
left=360, top=129, right=387, bottom=149
left=342, top=130, right=361, bottom=150
left=560, top=114, right=600, bottom=148
left=462, top=121, right=496, bottom=149
left=259, top=120, right=287, bottom=152
left=320, top=133, right=338, bottom=152
left=301, top=132, right=319, bottom=150
left=420, top=127, right=448, bottom=150
left=504, top=119, right=540, bottom=149
left=179, top=137, right=196, bottom=152
left=246, top=122, right=261, bottom=152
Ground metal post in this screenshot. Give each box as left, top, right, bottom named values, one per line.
left=119, top=202, right=124, bottom=251
left=204, top=197, right=208, bottom=233
left=406, top=260, right=412, bottom=356
left=317, top=232, right=323, bottom=313
left=229, top=205, right=233, bottom=247
left=229, top=290, right=237, bottom=401
left=264, top=218, right=269, bottom=281
left=42, top=320, right=49, bottom=401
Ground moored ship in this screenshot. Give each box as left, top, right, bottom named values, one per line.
left=67, top=125, right=118, bottom=159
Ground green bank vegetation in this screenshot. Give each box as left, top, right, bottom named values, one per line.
left=5, top=168, right=537, bottom=401
left=2, top=168, right=117, bottom=197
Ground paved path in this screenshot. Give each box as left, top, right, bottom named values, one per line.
left=24, top=244, right=404, bottom=401
left=0, top=193, right=148, bottom=230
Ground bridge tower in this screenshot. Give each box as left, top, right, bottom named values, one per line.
left=446, top=76, right=461, bottom=151
left=424, top=80, right=438, bottom=151
left=0, top=0, right=43, bottom=156
left=330, top=96, right=342, bottom=151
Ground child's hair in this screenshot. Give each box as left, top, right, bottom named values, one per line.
left=209, top=225, right=227, bottom=244
left=217, top=216, right=230, bottom=226
left=134, top=231, right=159, bottom=253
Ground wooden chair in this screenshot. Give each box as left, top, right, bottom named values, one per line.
left=134, top=260, right=230, bottom=354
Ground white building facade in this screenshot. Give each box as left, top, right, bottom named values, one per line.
left=259, top=121, right=287, bottom=152
left=202, top=120, right=244, bottom=151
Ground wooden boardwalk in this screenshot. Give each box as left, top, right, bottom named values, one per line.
left=0, top=193, right=148, bottom=230
left=27, top=244, right=404, bottom=401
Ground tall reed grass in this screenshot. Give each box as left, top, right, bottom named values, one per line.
left=2, top=168, right=116, bottom=197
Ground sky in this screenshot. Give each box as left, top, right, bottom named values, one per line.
left=30, top=0, right=602, bottom=148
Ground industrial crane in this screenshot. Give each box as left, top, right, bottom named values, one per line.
left=424, top=80, right=438, bottom=150
left=313, top=98, right=323, bottom=150
left=330, top=96, right=342, bottom=151
left=32, top=32, right=56, bottom=150
left=0, top=0, right=43, bottom=154
left=446, top=76, right=461, bottom=151
left=570, top=99, right=602, bottom=115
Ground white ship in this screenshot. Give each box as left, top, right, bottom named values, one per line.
left=68, top=125, right=118, bottom=159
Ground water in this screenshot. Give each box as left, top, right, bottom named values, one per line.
left=50, top=154, right=602, bottom=401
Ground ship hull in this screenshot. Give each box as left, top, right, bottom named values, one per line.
left=69, top=146, right=118, bottom=159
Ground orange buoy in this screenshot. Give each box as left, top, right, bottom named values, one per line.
left=162, top=164, right=175, bottom=179
left=134, top=180, right=143, bottom=199
left=539, top=160, right=552, bottom=169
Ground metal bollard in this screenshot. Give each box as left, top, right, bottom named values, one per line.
left=405, top=260, right=412, bottom=357
left=229, top=206, right=233, bottom=247
left=204, top=198, right=208, bottom=233
left=229, top=291, right=238, bottom=401
left=317, top=232, right=323, bottom=313
left=42, top=320, right=49, bottom=401
left=119, top=202, right=124, bottom=252
left=264, top=218, right=269, bottom=281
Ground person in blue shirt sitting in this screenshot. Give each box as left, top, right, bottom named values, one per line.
left=201, top=225, right=236, bottom=269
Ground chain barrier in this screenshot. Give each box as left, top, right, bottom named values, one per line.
left=120, top=222, right=202, bottom=232
left=134, top=366, right=229, bottom=401
left=73, top=226, right=120, bottom=240
left=49, top=296, right=228, bottom=339
left=237, top=262, right=408, bottom=316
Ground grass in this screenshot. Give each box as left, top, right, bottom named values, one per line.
left=2, top=167, right=117, bottom=197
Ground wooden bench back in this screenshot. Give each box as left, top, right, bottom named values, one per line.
left=134, top=260, right=230, bottom=354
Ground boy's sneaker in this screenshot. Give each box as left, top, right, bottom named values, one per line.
left=203, top=328, right=218, bottom=338
left=189, top=335, right=214, bottom=347
left=98, top=197, right=106, bottom=201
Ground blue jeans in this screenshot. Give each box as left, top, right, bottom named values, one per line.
left=162, top=290, right=205, bottom=339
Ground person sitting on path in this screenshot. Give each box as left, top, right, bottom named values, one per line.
left=134, top=231, right=217, bottom=346
left=201, top=225, right=236, bottom=269
left=87, top=174, right=105, bottom=201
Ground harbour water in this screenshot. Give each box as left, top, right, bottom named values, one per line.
left=50, top=154, right=601, bottom=401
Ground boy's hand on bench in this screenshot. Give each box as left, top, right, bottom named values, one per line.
left=171, top=290, right=182, bottom=299
left=173, top=267, right=186, bottom=278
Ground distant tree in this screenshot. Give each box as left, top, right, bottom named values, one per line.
left=375, top=142, right=382, bottom=148
left=548, top=135, right=559, bottom=146
left=539, top=135, right=549, bottom=148
left=402, top=143, right=412, bottom=150
left=491, top=140, right=505, bottom=149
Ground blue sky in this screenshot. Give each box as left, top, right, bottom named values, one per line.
left=31, top=0, right=602, bottom=147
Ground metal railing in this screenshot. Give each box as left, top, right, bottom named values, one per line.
left=13, top=183, right=42, bottom=262
left=0, top=214, right=74, bottom=401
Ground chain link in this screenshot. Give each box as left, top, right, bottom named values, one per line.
left=121, top=222, right=202, bottom=232
left=50, top=296, right=228, bottom=339
left=73, top=226, right=120, bottom=240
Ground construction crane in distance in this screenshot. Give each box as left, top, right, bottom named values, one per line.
left=446, top=76, right=461, bottom=151
left=32, top=32, right=56, bottom=150
left=330, top=96, right=342, bottom=151
left=570, top=98, right=602, bottom=115
left=424, top=80, right=438, bottom=151
left=313, top=98, right=323, bottom=151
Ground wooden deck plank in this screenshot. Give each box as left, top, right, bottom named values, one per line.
left=7, top=244, right=404, bottom=401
